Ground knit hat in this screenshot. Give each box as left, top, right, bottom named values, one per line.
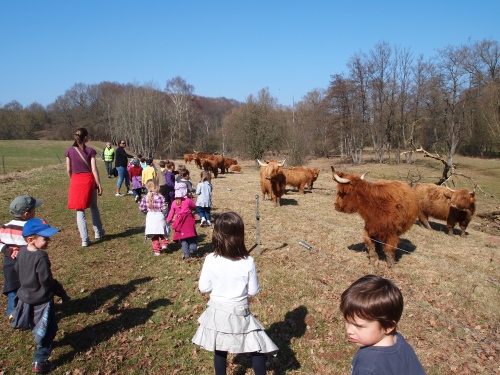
left=131, top=158, right=140, bottom=166
left=22, top=218, right=60, bottom=237
left=174, top=182, right=188, bottom=198
left=9, top=195, right=43, bottom=217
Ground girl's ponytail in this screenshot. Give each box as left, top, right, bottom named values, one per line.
left=72, top=127, right=88, bottom=147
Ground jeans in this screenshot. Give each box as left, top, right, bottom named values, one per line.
left=104, top=161, right=113, bottom=177
left=33, top=303, right=58, bottom=363
left=197, top=206, right=211, bottom=222
left=76, top=189, right=104, bottom=242
left=181, top=237, right=197, bottom=259
left=6, top=290, right=16, bottom=317
left=116, top=166, right=130, bottom=191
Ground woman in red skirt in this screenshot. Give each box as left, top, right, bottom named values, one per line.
left=65, top=128, right=105, bottom=247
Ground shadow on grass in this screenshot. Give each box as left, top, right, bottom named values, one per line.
left=55, top=297, right=172, bottom=366
left=58, top=277, right=153, bottom=317
left=347, top=238, right=417, bottom=262
left=167, top=232, right=210, bottom=258
left=98, top=226, right=145, bottom=243
left=232, top=305, right=308, bottom=375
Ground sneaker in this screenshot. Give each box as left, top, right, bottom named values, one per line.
left=206, top=220, right=212, bottom=227
left=115, top=192, right=124, bottom=197
left=134, top=195, right=140, bottom=203
left=154, top=252, right=161, bottom=256
left=161, top=245, right=168, bottom=250
left=82, top=239, right=91, bottom=247
left=108, top=175, right=112, bottom=178
left=127, top=190, right=134, bottom=195
left=95, top=229, right=105, bottom=240
left=32, top=360, right=55, bottom=373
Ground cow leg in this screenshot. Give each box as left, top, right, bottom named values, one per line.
left=363, top=232, right=378, bottom=266
left=418, top=214, right=431, bottom=229
left=446, top=218, right=456, bottom=236
left=299, top=183, right=306, bottom=194
left=383, top=236, right=398, bottom=268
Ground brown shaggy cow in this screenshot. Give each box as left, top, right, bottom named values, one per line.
left=331, top=167, right=419, bottom=267
left=413, top=183, right=476, bottom=237
left=288, top=166, right=320, bottom=190
left=258, top=159, right=286, bottom=206
left=200, top=158, right=219, bottom=178
left=223, top=157, right=238, bottom=173
left=283, top=169, right=308, bottom=194
left=183, top=153, right=195, bottom=164
left=229, top=165, right=241, bottom=172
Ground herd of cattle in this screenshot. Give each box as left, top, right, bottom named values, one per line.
left=184, top=153, right=477, bottom=267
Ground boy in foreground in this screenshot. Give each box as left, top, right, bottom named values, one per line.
left=340, top=275, right=426, bottom=375
left=11, top=218, right=70, bottom=373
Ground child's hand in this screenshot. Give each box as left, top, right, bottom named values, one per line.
left=10, top=247, right=19, bottom=259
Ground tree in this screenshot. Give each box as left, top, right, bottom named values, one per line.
left=225, top=88, right=285, bottom=161
left=164, top=76, right=195, bottom=157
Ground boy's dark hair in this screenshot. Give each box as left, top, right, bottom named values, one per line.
left=212, top=212, right=249, bottom=260
left=159, top=160, right=166, bottom=167
left=340, top=275, right=403, bottom=332
left=167, top=161, right=175, bottom=169
left=181, top=169, right=190, bottom=178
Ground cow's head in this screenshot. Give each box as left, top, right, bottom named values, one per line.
left=258, top=159, right=285, bottom=180
left=331, top=167, right=364, bottom=214
left=450, top=190, right=476, bottom=211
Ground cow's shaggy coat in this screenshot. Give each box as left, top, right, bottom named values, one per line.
left=332, top=168, right=419, bottom=267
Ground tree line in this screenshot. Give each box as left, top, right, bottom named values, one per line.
left=1, top=39, right=499, bottom=169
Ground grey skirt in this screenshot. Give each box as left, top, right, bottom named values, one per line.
left=192, top=299, right=279, bottom=355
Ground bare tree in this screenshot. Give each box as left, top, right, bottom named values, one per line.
left=165, top=76, right=195, bottom=157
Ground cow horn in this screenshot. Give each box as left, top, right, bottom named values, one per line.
left=278, top=159, right=286, bottom=167
left=360, top=172, right=369, bottom=180
left=333, top=173, right=350, bottom=184
left=444, top=185, right=457, bottom=193
left=257, top=159, right=268, bottom=167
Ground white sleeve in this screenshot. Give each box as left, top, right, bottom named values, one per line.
left=198, top=258, right=212, bottom=293
left=247, top=259, right=260, bottom=296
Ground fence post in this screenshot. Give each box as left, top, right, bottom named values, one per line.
left=2, top=155, right=4, bottom=175
left=255, top=195, right=260, bottom=255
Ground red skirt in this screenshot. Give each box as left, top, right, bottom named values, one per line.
left=68, top=172, right=95, bottom=210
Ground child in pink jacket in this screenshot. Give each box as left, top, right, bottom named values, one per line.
left=167, top=182, right=198, bottom=260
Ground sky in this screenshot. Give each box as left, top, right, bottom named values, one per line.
left=1, top=0, right=499, bottom=108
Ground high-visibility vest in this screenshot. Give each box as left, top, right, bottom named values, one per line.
left=103, top=147, right=115, bottom=162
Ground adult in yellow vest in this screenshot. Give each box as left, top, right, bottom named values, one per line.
left=101, top=142, right=115, bottom=178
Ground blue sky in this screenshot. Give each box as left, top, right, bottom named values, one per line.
left=1, top=1, right=499, bottom=108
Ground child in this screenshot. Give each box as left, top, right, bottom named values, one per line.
left=139, top=180, right=169, bottom=256
left=196, top=171, right=213, bottom=227
left=340, top=275, right=426, bottom=375
left=166, top=182, right=197, bottom=260
left=0, top=195, right=43, bottom=320
left=165, top=161, right=177, bottom=213
left=175, top=164, right=186, bottom=182
left=142, top=158, right=157, bottom=188
left=192, top=212, right=279, bottom=375
left=128, top=158, right=144, bottom=203
left=157, top=160, right=168, bottom=200
left=178, top=169, right=196, bottom=196
left=12, top=218, right=70, bottom=373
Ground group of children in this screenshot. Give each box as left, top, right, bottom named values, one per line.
left=139, top=161, right=213, bottom=260
left=1, top=165, right=426, bottom=374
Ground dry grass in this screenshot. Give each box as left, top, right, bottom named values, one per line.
left=0, top=146, right=499, bottom=374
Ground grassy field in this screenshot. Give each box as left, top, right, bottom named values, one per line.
left=0, top=140, right=499, bottom=374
